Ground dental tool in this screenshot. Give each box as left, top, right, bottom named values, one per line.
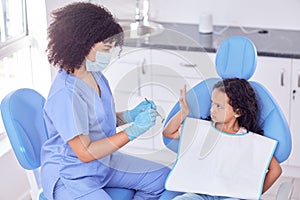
left=145, top=98, right=165, bottom=123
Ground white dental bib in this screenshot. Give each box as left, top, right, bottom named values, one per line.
left=165, top=118, right=277, bottom=200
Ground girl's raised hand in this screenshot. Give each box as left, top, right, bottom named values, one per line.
left=179, top=85, right=190, bottom=119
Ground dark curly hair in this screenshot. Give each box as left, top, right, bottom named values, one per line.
left=47, top=2, right=124, bottom=73
left=213, top=78, right=263, bottom=135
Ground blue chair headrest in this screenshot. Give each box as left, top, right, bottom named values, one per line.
left=215, top=36, right=257, bottom=80
left=1, top=88, right=48, bottom=170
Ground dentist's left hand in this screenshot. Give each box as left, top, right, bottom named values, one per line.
left=123, top=100, right=156, bottom=123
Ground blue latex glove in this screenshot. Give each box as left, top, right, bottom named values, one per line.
left=125, top=108, right=156, bottom=141
left=123, top=100, right=156, bottom=123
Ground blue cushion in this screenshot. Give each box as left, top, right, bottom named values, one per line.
left=215, top=36, right=257, bottom=80
left=37, top=188, right=135, bottom=200
left=249, top=82, right=291, bottom=163
left=104, top=187, right=135, bottom=200
left=39, top=192, right=47, bottom=200
left=1, top=88, right=47, bottom=170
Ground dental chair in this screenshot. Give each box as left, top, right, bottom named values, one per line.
left=162, top=36, right=293, bottom=199
left=0, top=88, right=135, bottom=200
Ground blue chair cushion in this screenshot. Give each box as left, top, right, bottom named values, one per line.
left=249, top=81, right=291, bottom=163
left=1, top=88, right=47, bottom=169
left=38, top=188, right=135, bottom=200
left=104, top=187, right=135, bottom=200
left=215, top=36, right=257, bottom=80
left=39, top=192, right=47, bottom=200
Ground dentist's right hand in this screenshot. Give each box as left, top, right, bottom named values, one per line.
left=125, top=108, right=156, bottom=141
left=123, top=100, right=156, bottom=123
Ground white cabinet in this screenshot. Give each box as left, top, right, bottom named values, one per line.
left=250, top=56, right=292, bottom=123
left=288, top=59, right=300, bottom=168
left=149, top=49, right=217, bottom=150
left=105, top=47, right=154, bottom=151
left=106, top=46, right=151, bottom=103
left=250, top=57, right=300, bottom=173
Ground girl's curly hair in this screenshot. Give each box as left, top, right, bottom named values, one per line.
left=213, top=78, right=263, bottom=135
left=47, top=2, right=124, bottom=73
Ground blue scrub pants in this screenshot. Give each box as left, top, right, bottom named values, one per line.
left=53, top=152, right=170, bottom=200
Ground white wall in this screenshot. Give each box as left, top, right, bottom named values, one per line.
left=98, top=0, right=300, bottom=31
left=0, top=148, right=31, bottom=200
left=44, top=0, right=90, bottom=81
left=27, top=0, right=52, bottom=97
left=45, top=0, right=89, bottom=24
left=0, top=1, right=51, bottom=199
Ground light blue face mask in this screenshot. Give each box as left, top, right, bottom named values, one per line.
left=86, top=51, right=111, bottom=72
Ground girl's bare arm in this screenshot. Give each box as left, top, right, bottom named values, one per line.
left=163, top=85, right=190, bottom=139
left=262, top=156, right=282, bottom=193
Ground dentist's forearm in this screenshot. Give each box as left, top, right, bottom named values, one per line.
left=68, top=131, right=130, bottom=163
left=87, top=131, right=130, bottom=159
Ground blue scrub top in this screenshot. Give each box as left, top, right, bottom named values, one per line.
left=41, top=69, right=116, bottom=199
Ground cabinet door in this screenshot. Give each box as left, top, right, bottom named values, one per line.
left=250, top=56, right=292, bottom=123
left=104, top=47, right=154, bottom=150
left=150, top=49, right=216, bottom=101
left=105, top=47, right=151, bottom=110
left=149, top=49, right=217, bottom=150
left=288, top=59, right=300, bottom=167
left=150, top=49, right=216, bottom=79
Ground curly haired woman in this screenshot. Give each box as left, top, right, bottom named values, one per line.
left=41, top=2, right=169, bottom=200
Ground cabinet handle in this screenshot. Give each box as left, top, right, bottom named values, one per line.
left=298, top=71, right=300, bottom=88
left=180, top=63, right=197, bottom=68
left=292, top=90, right=296, bottom=100
left=280, top=69, right=285, bottom=87
left=141, top=59, right=146, bottom=74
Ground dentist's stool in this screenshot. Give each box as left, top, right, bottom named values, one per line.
left=0, top=88, right=135, bottom=200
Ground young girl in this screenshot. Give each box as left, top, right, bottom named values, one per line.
left=162, top=78, right=282, bottom=200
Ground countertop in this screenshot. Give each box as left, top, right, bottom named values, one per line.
left=123, top=22, right=300, bottom=59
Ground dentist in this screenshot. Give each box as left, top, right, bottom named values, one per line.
left=41, top=2, right=169, bottom=200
